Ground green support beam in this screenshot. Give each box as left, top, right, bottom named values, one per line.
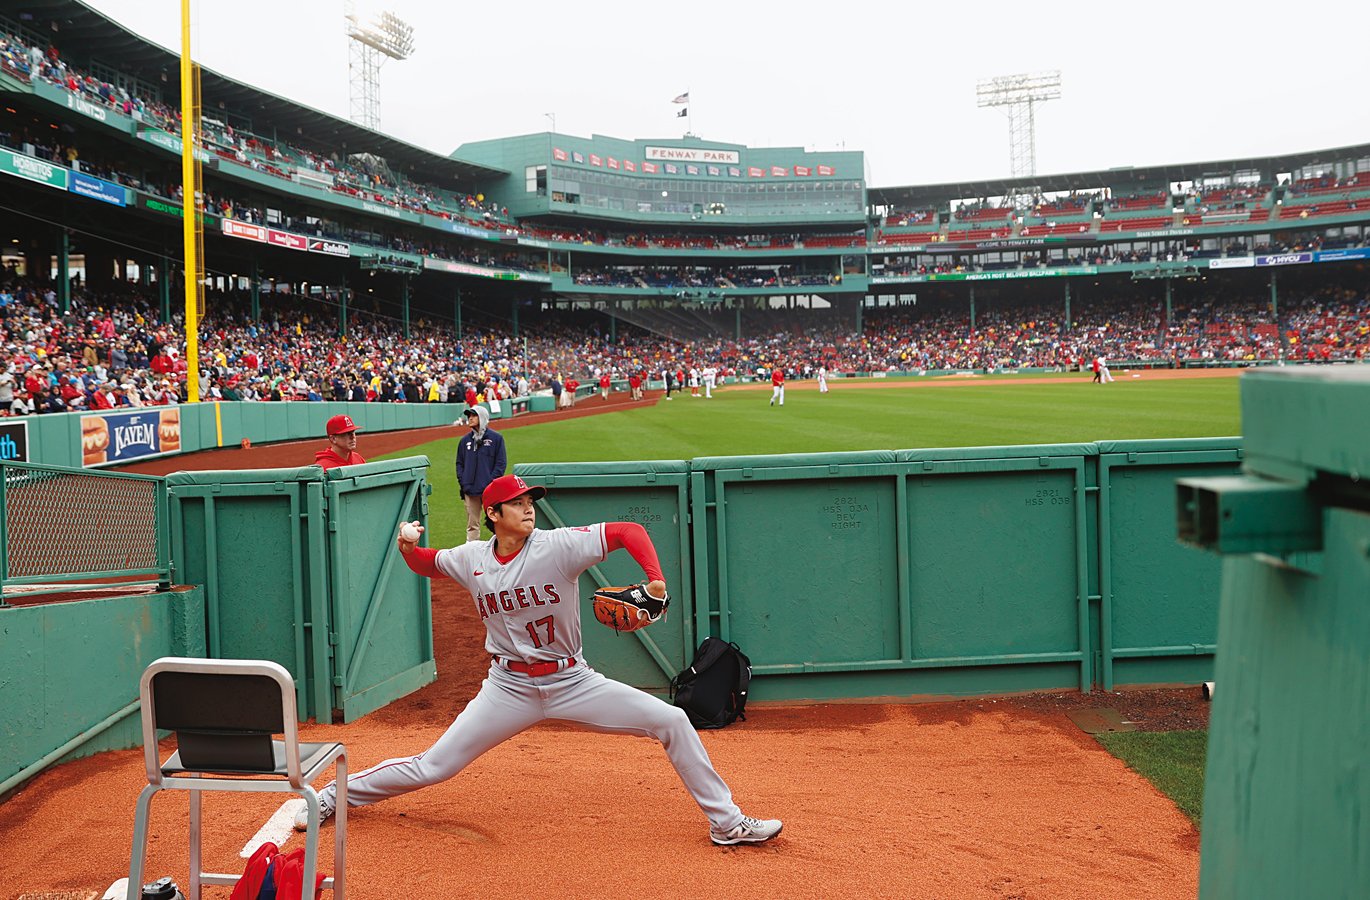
left=159, top=256, right=171, bottom=324
left=58, top=231, right=70, bottom=313
left=403, top=277, right=411, bottom=339
left=251, top=262, right=260, bottom=321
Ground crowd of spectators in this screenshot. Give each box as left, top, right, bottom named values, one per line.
left=571, top=265, right=839, bottom=289
left=2, top=267, right=1366, bottom=418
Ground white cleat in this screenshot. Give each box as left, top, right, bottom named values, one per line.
left=293, top=795, right=335, bottom=831
left=711, top=815, right=783, bottom=845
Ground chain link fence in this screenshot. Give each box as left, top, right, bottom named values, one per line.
left=1, top=461, right=170, bottom=602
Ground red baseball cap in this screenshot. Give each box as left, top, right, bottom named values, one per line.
left=326, top=414, right=360, bottom=436
left=482, top=474, right=547, bottom=508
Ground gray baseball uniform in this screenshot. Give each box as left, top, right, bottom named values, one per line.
left=314, top=523, right=745, bottom=832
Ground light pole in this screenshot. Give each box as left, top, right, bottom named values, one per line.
left=544, top=112, right=556, bottom=133
left=976, top=70, right=1061, bottom=178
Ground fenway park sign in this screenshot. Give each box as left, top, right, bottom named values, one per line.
left=644, top=146, right=740, bottom=165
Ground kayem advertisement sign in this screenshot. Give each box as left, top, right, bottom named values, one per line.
left=81, top=408, right=181, bottom=467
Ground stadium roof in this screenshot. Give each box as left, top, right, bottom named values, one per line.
left=868, top=142, right=1370, bottom=208
left=5, top=0, right=510, bottom=183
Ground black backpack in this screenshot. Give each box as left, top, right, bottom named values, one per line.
left=669, top=638, right=751, bottom=729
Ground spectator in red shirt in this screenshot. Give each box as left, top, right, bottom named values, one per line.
left=88, top=381, right=116, bottom=410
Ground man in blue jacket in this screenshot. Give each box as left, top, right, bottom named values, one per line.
left=456, top=405, right=507, bottom=542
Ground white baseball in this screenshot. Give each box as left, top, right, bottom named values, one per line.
left=399, top=522, right=422, bottom=542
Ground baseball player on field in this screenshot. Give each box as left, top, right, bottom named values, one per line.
left=296, top=473, right=783, bottom=846
left=817, top=366, right=829, bottom=394
left=768, top=365, right=785, bottom=407
left=703, top=365, right=717, bottom=399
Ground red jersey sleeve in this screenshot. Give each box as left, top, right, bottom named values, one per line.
left=401, top=546, right=446, bottom=579
left=603, top=522, right=664, bottom=583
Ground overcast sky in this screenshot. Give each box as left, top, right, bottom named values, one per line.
left=80, top=0, right=1369, bottom=188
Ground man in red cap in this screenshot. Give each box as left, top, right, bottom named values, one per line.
left=297, top=472, right=783, bottom=847
left=315, top=414, right=366, bottom=470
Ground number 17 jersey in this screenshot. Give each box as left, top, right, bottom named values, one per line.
left=434, top=524, right=607, bottom=662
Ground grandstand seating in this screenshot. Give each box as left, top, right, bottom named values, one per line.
left=876, top=232, right=941, bottom=245
left=954, top=207, right=1015, bottom=223
left=944, top=227, right=1014, bottom=242
left=1109, top=193, right=1170, bottom=212
left=1278, top=199, right=1368, bottom=220
left=1019, top=222, right=1093, bottom=238
left=1098, top=216, right=1174, bottom=233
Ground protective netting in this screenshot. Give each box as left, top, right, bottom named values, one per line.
left=3, top=464, right=163, bottom=579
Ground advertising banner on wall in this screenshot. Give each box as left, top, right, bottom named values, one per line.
left=69, top=171, right=128, bottom=206
left=80, top=408, right=181, bottom=467
left=0, top=420, right=29, bottom=462
left=0, top=148, right=68, bottom=190
left=308, top=238, right=350, bottom=257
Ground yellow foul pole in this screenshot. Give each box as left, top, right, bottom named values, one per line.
left=179, top=0, right=200, bottom=403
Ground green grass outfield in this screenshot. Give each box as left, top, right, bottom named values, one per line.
left=1097, top=730, right=1208, bottom=825
left=379, top=375, right=1240, bottom=549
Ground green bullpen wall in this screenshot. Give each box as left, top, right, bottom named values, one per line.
left=516, top=437, right=1242, bottom=700
left=21, top=401, right=473, bottom=470
left=167, top=458, right=435, bottom=723
left=0, top=586, right=206, bottom=797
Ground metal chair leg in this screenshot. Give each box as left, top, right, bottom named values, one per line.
left=334, top=754, right=347, bottom=898
left=127, top=784, right=159, bottom=900
left=188, top=788, right=202, bottom=899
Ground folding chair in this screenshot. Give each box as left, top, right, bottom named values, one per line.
left=127, top=657, right=347, bottom=899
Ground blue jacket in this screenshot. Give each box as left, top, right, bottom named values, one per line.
left=456, top=406, right=507, bottom=497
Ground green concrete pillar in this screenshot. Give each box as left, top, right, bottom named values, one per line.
left=403, top=277, right=411, bottom=339
left=1064, top=282, right=1072, bottom=329
left=511, top=295, right=519, bottom=338
left=251, top=262, right=260, bottom=321
left=1269, top=273, right=1283, bottom=360
left=340, top=281, right=349, bottom=338
left=58, top=231, right=70, bottom=312
left=969, top=285, right=976, bottom=333
left=159, top=257, right=172, bottom=323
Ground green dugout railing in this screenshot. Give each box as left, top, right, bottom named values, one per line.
left=0, top=461, right=171, bottom=602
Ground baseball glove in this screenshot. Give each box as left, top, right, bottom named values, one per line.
left=592, top=584, right=670, bottom=633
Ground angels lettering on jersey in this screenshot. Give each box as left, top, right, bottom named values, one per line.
left=472, top=582, right=562, bottom=620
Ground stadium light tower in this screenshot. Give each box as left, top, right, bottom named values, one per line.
left=345, top=1, right=415, bottom=131
left=976, top=71, right=1061, bottom=179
